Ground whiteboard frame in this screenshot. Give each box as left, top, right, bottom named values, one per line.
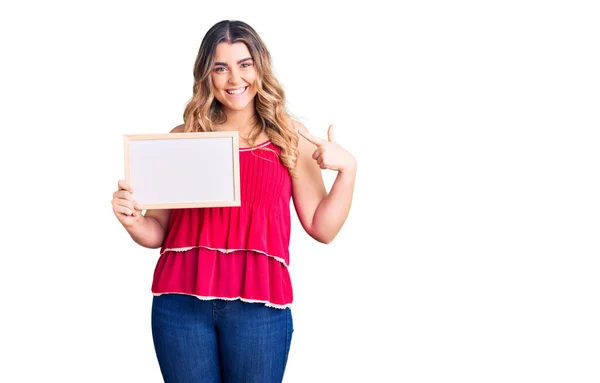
left=123, top=130, right=241, bottom=209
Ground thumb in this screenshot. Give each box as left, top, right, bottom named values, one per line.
left=327, top=124, right=336, bottom=143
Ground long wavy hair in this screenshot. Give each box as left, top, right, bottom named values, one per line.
left=182, top=20, right=299, bottom=177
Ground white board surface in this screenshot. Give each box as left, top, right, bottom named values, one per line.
left=123, top=131, right=241, bottom=209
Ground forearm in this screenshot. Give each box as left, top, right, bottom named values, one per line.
left=124, top=215, right=167, bottom=249
left=311, top=167, right=357, bottom=243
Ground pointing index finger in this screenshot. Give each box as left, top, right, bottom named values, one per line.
left=298, top=129, right=325, bottom=146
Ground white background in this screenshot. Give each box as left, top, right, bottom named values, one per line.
left=1, top=1, right=599, bottom=382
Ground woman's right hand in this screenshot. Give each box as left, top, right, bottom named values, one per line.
left=112, top=180, right=143, bottom=228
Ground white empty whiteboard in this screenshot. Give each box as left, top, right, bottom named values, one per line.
left=123, top=131, right=241, bottom=209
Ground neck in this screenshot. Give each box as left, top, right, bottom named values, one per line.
left=220, top=103, right=257, bottom=136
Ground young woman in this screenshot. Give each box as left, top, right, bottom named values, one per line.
left=111, top=20, right=356, bottom=382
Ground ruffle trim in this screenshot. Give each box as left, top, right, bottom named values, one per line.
left=162, top=245, right=288, bottom=267
left=161, top=204, right=291, bottom=265
left=151, top=248, right=293, bottom=309
left=152, top=292, right=291, bottom=309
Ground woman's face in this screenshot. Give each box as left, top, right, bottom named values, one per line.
left=211, top=42, right=258, bottom=113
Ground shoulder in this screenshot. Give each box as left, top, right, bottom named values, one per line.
left=291, top=119, right=308, bottom=137
left=170, top=124, right=185, bottom=133
left=290, top=120, right=313, bottom=153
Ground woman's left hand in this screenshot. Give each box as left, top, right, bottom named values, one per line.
left=298, top=124, right=357, bottom=173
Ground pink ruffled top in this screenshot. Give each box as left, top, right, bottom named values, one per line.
left=151, top=140, right=294, bottom=308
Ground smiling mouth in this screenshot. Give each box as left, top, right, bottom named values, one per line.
left=226, top=86, right=248, bottom=95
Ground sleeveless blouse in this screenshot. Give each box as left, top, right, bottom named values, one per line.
left=151, top=140, right=294, bottom=308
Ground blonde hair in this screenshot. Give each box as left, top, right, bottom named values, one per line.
left=182, top=20, right=299, bottom=177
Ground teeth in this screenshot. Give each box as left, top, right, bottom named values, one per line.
left=226, top=87, right=246, bottom=95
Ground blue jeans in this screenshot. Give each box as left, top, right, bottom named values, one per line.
left=151, top=293, right=294, bottom=383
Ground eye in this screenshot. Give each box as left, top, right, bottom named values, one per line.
left=241, top=62, right=252, bottom=68
left=214, top=66, right=227, bottom=72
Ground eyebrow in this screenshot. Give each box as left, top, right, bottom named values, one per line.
left=214, top=57, right=253, bottom=67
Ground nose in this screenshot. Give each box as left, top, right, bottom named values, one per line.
left=227, top=68, right=241, bottom=85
